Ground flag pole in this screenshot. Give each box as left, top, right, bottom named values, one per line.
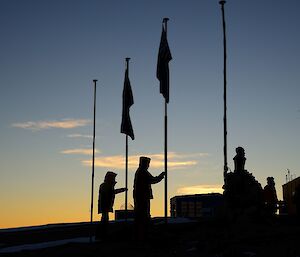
left=219, top=1, right=228, bottom=182
left=163, top=17, right=169, bottom=223
left=125, top=57, right=130, bottom=221
left=90, top=79, right=98, bottom=242
left=125, top=134, right=128, bottom=220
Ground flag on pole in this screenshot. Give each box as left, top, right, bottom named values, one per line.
left=121, top=67, right=135, bottom=140
left=156, top=25, right=172, bottom=103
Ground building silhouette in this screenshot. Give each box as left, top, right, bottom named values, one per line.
left=170, top=193, right=224, bottom=218
left=282, top=176, right=300, bottom=216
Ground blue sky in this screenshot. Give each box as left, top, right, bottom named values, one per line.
left=0, top=0, right=299, bottom=228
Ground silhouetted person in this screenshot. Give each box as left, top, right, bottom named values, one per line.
left=96, top=171, right=127, bottom=240
left=263, top=177, right=278, bottom=216
left=133, top=156, right=165, bottom=241
left=233, top=146, right=246, bottom=172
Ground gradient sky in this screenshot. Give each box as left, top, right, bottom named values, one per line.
left=0, top=0, right=299, bottom=229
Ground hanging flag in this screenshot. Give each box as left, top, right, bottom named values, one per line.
left=156, top=25, right=172, bottom=103
left=121, top=67, right=135, bottom=140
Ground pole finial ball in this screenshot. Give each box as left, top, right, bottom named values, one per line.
left=93, top=79, right=98, bottom=82
left=125, top=57, right=131, bottom=62
left=219, top=0, right=226, bottom=5
left=163, top=17, right=169, bottom=23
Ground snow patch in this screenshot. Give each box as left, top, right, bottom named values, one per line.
left=0, top=237, right=93, bottom=253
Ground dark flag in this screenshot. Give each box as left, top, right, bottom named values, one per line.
left=156, top=25, right=172, bottom=103
left=121, top=67, right=135, bottom=140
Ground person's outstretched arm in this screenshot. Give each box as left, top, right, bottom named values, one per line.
left=114, top=188, right=127, bottom=194
left=148, top=171, right=165, bottom=184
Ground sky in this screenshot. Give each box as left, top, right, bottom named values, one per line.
left=0, top=0, right=299, bottom=229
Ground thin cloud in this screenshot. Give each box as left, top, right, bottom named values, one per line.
left=177, top=184, right=223, bottom=195
left=168, top=152, right=210, bottom=158
left=12, top=119, right=91, bottom=131
left=81, top=152, right=207, bottom=170
left=67, top=134, right=92, bottom=139
left=61, top=148, right=99, bottom=155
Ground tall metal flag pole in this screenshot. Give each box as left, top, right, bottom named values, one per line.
left=125, top=57, right=130, bottom=220
left=90, top=79, right=97, bottom=242
left=163, top=17, right=169, bottom=222
left=157, top=17, right=172, bottom=223
left=219, top=1, right=228, bottom=182
left=121, top=57, right=135, bottom=221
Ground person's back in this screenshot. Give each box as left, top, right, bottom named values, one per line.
left=98, top=182, right=114, bottom=214
left=263, top=177, right=278, bottom=216
left=263, top=185, right=277, bottom=204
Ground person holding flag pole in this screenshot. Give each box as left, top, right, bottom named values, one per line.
left=156, top=18, right=172, bottom=222
left=121, top=57, right=135, bottom=221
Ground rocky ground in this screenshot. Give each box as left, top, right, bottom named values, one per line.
left=0, top=216, right=299, bottom=257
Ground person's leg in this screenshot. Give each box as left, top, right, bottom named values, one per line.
left=101, top=212, right=109, bottom=238
left=144, top=199, right=151, bottom=239
left=134, top=202, right=143, bottom=241
left=134, top=200, right=148, bottom=241
left=96, top=212, right=109, bottom=240
left=101, top=212, right=109, bottom=223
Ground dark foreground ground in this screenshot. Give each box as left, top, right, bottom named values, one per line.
left=0, top=216, right=300, bottom=257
